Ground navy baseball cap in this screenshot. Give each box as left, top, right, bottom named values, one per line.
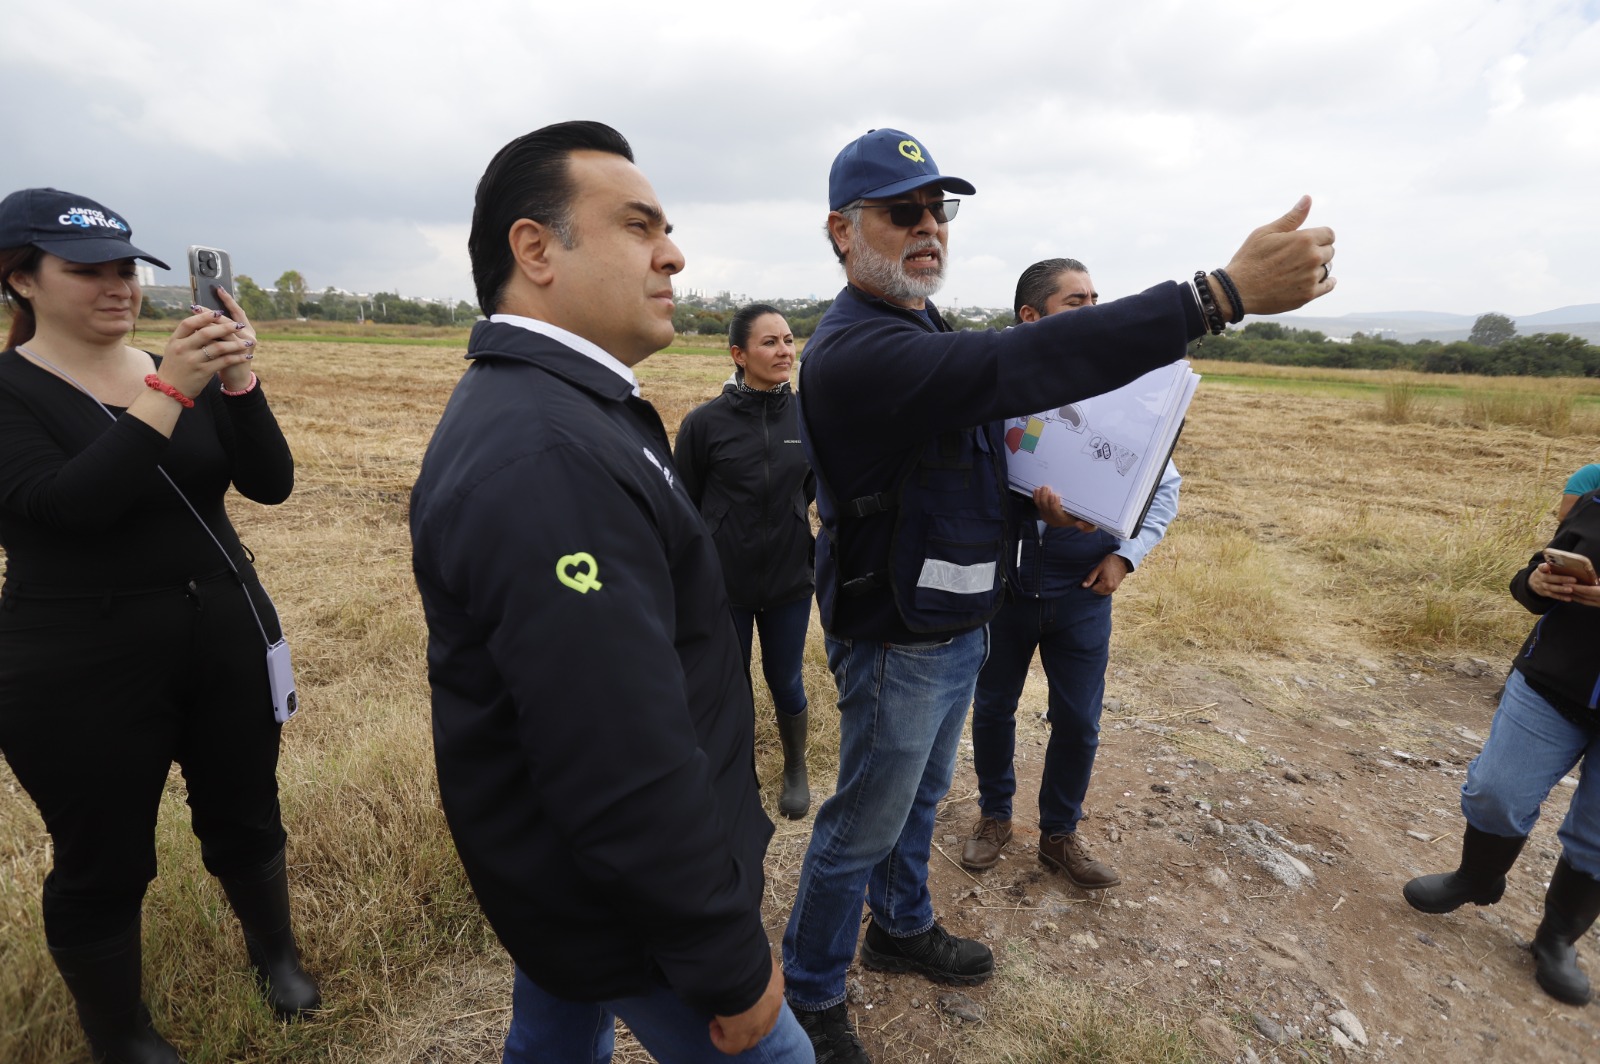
left=0, top=188, right=170, bottom=270
left=828, top=128, right=976, bottom=211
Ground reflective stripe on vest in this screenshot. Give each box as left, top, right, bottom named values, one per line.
left=916, top=558, right=997, bottom=596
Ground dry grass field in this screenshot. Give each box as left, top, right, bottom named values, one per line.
left=1, top=332, right=1596, bottom=1063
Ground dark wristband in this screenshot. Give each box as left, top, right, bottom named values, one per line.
left=1212, top=268, right=1245, bottom=324
left=1192, top=272, right=1227, bottom=335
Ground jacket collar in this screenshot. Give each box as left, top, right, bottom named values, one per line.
left=465, top=319, right=637, bottom=403
left=837, top=283, right=949, bottom=333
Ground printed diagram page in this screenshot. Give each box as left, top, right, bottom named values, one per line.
left=1005, top=361, right=1199, bottom=538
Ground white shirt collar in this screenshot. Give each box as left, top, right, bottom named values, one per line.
left=488, top=314, right=640, bottom=397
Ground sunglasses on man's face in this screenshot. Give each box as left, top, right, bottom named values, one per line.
left=857, top=198, right=961, bottom=228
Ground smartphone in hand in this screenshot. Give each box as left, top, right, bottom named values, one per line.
left=1544, top=548, right=1599, bottom=586
left=188, top=245, right=234, bottom=319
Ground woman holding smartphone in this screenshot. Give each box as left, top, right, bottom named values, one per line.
left=0, top=189, right=317, bottom=1063
left=675, top=304, right=817, bottom=819
left=1404, top=488, right=1600, bottom=1006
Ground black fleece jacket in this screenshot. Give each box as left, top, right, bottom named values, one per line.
left=410, top=322, right=773, bottom=1015
left=674, top=380, right=815, bottom=610
left=1510, top=491, right=1600, bottom=723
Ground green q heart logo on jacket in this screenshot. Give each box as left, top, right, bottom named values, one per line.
left=556, top=552, right=603, bottom=594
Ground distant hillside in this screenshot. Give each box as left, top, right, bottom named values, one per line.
left=1276, top=303, right=1600, bottom=345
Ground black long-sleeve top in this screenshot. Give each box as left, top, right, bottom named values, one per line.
left=1510, top=492, right=1600, bottom=725
left=0, top=349, right=293, bottom=594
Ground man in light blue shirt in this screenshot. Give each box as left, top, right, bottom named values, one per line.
left=961, top=258, right=1182, bottom=888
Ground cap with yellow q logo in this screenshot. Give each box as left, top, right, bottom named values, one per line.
left=828, top=128, right=977, bottom=212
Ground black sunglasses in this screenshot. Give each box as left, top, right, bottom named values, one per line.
left=855, top=198, right=961, bottom=227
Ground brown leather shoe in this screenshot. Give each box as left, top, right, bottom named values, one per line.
left=1039, top=831, right=1121, bottom=889
left=961, top=816, right=1012, bottom=871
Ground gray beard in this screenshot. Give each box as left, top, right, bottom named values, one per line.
left=849, top=229, right=945, bottom=303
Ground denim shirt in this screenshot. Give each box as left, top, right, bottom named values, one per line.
left=1008, top=460, right=1181, bottom=599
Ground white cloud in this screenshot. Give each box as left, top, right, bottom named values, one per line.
left=3, top=0, right=1597, bottom=316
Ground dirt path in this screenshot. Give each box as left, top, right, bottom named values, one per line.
left=764, top=653, right=1599, bottom=1063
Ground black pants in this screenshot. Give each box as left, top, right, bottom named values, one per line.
left=0, top=572, right=288, bottom=947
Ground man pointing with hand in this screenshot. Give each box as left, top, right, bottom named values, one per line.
left=783, top=126, right=1334, bottom=1063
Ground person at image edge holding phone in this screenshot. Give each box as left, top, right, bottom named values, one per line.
left=1405, top=488, right=1600, bottom=1007
left=0, top=188, right=316, bottom=1064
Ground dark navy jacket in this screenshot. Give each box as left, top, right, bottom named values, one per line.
left=1511, top=491, right=1600, bottom=723
left=410, top=321, right=772, bottom=1015
left=797, top=283, right=1203, bottom=644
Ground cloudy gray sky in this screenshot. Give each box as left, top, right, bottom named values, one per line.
left=4, top=0, right=1597, bottom=318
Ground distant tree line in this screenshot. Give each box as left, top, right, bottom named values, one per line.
left=1188, top=314, right=1600, bottom=378
left=140, top=269, right=476, bottom=326
left=672, top=298, right=1014, bottom=340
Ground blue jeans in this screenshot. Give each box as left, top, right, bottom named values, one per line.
left=730, top=597, right=812, bottom=717
left=970, top=587, right=1112, bottom=834
left=1462, top=669, right=1600, bottom=879
left=505, top=967, right=814, bottom=1064
left=781, top=628, right=988, bottom=1009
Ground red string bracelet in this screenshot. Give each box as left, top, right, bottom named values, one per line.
left=143, top=374, right=195, bottom=409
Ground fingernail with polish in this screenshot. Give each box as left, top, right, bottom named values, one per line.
left=190, top=304, right=205, bottom=313
left=234, top=321, right=247, bottom=330
left=242, top=339, right=255, bottom=347
left=245, top=353, right=254, bottom=360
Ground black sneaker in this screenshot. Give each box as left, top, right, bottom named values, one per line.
left=793, top=1002, right=871, bottom=1064
left=858, top=920, right=993, bottom=985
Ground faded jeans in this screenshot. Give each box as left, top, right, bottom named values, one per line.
left=1461, top=669, right=1600, bottom=878
left=781, top=628, right=988, bottom=1009
left=505, top=966, right=814, bottom=1064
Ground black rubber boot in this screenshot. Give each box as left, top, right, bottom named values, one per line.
left=776, top=708, right=811, bottom=819
left=48, top=922, right=184, bottom=1064
left=1531, top=855, right=1600, bottom=1006
left=1403, top=825, right=1527, bottom=914
left=217, top=850, right=321, bottom=1018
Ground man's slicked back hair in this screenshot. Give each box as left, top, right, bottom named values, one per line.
left=469, top=120, right=634, bottom=316
left=1013, top=257, right=1088, bottom=323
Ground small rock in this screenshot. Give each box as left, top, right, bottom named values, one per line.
left=1251, top=1013, right=1290, bottom=1045
left=910, top=997, right=921, bottom=1009
left=1283, top=769, right=1306, bottom=784
left=1330, top=1027, right=1354, bottom=1050
left=1328, top=1009, right=1367, bottom=1047
left=1148, top=817, right=1168, bottom=828
left=1204, top=867, right=1231, bottom=889
left=1068, top=932, right=1100, bottom=949
left=1559, top=776, right=1579, bottom=788
left=942, top=834, right=959, bottom=847
left=1103, top=697, right=1123, bottom=713
left=1174, top=958, right=1189, bottom=969
left=847, top=978, right=866, bottom=1004
left=1203, top=818, right=1225, bottom=836
left=1406, top=830, right=1433, bottom=842
left=1417, top=932, right=1436, bottom=947
left=937, top=991, right=983, bottom=1023
left=1449, top=978, right=1469, bottom=992
left=1193, top=1016, right=1238, bottom=1059
left=1107, top=826, right=1121, bottom=843
left=1364, top=675, right=1377, bottom=686
left=1151, top=783, right=1173, bottom=794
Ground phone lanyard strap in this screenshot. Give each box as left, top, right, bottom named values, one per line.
left=16, top=347, right=275, bottom=650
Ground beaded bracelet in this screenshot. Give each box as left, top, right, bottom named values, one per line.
left=1212, top=268, right=1246, bottom=324
left=143, top=374, right=195, bottom=409
left=220, top=372, right=259, bottom=397
left=1191, top=271, right=1227, bottom=335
